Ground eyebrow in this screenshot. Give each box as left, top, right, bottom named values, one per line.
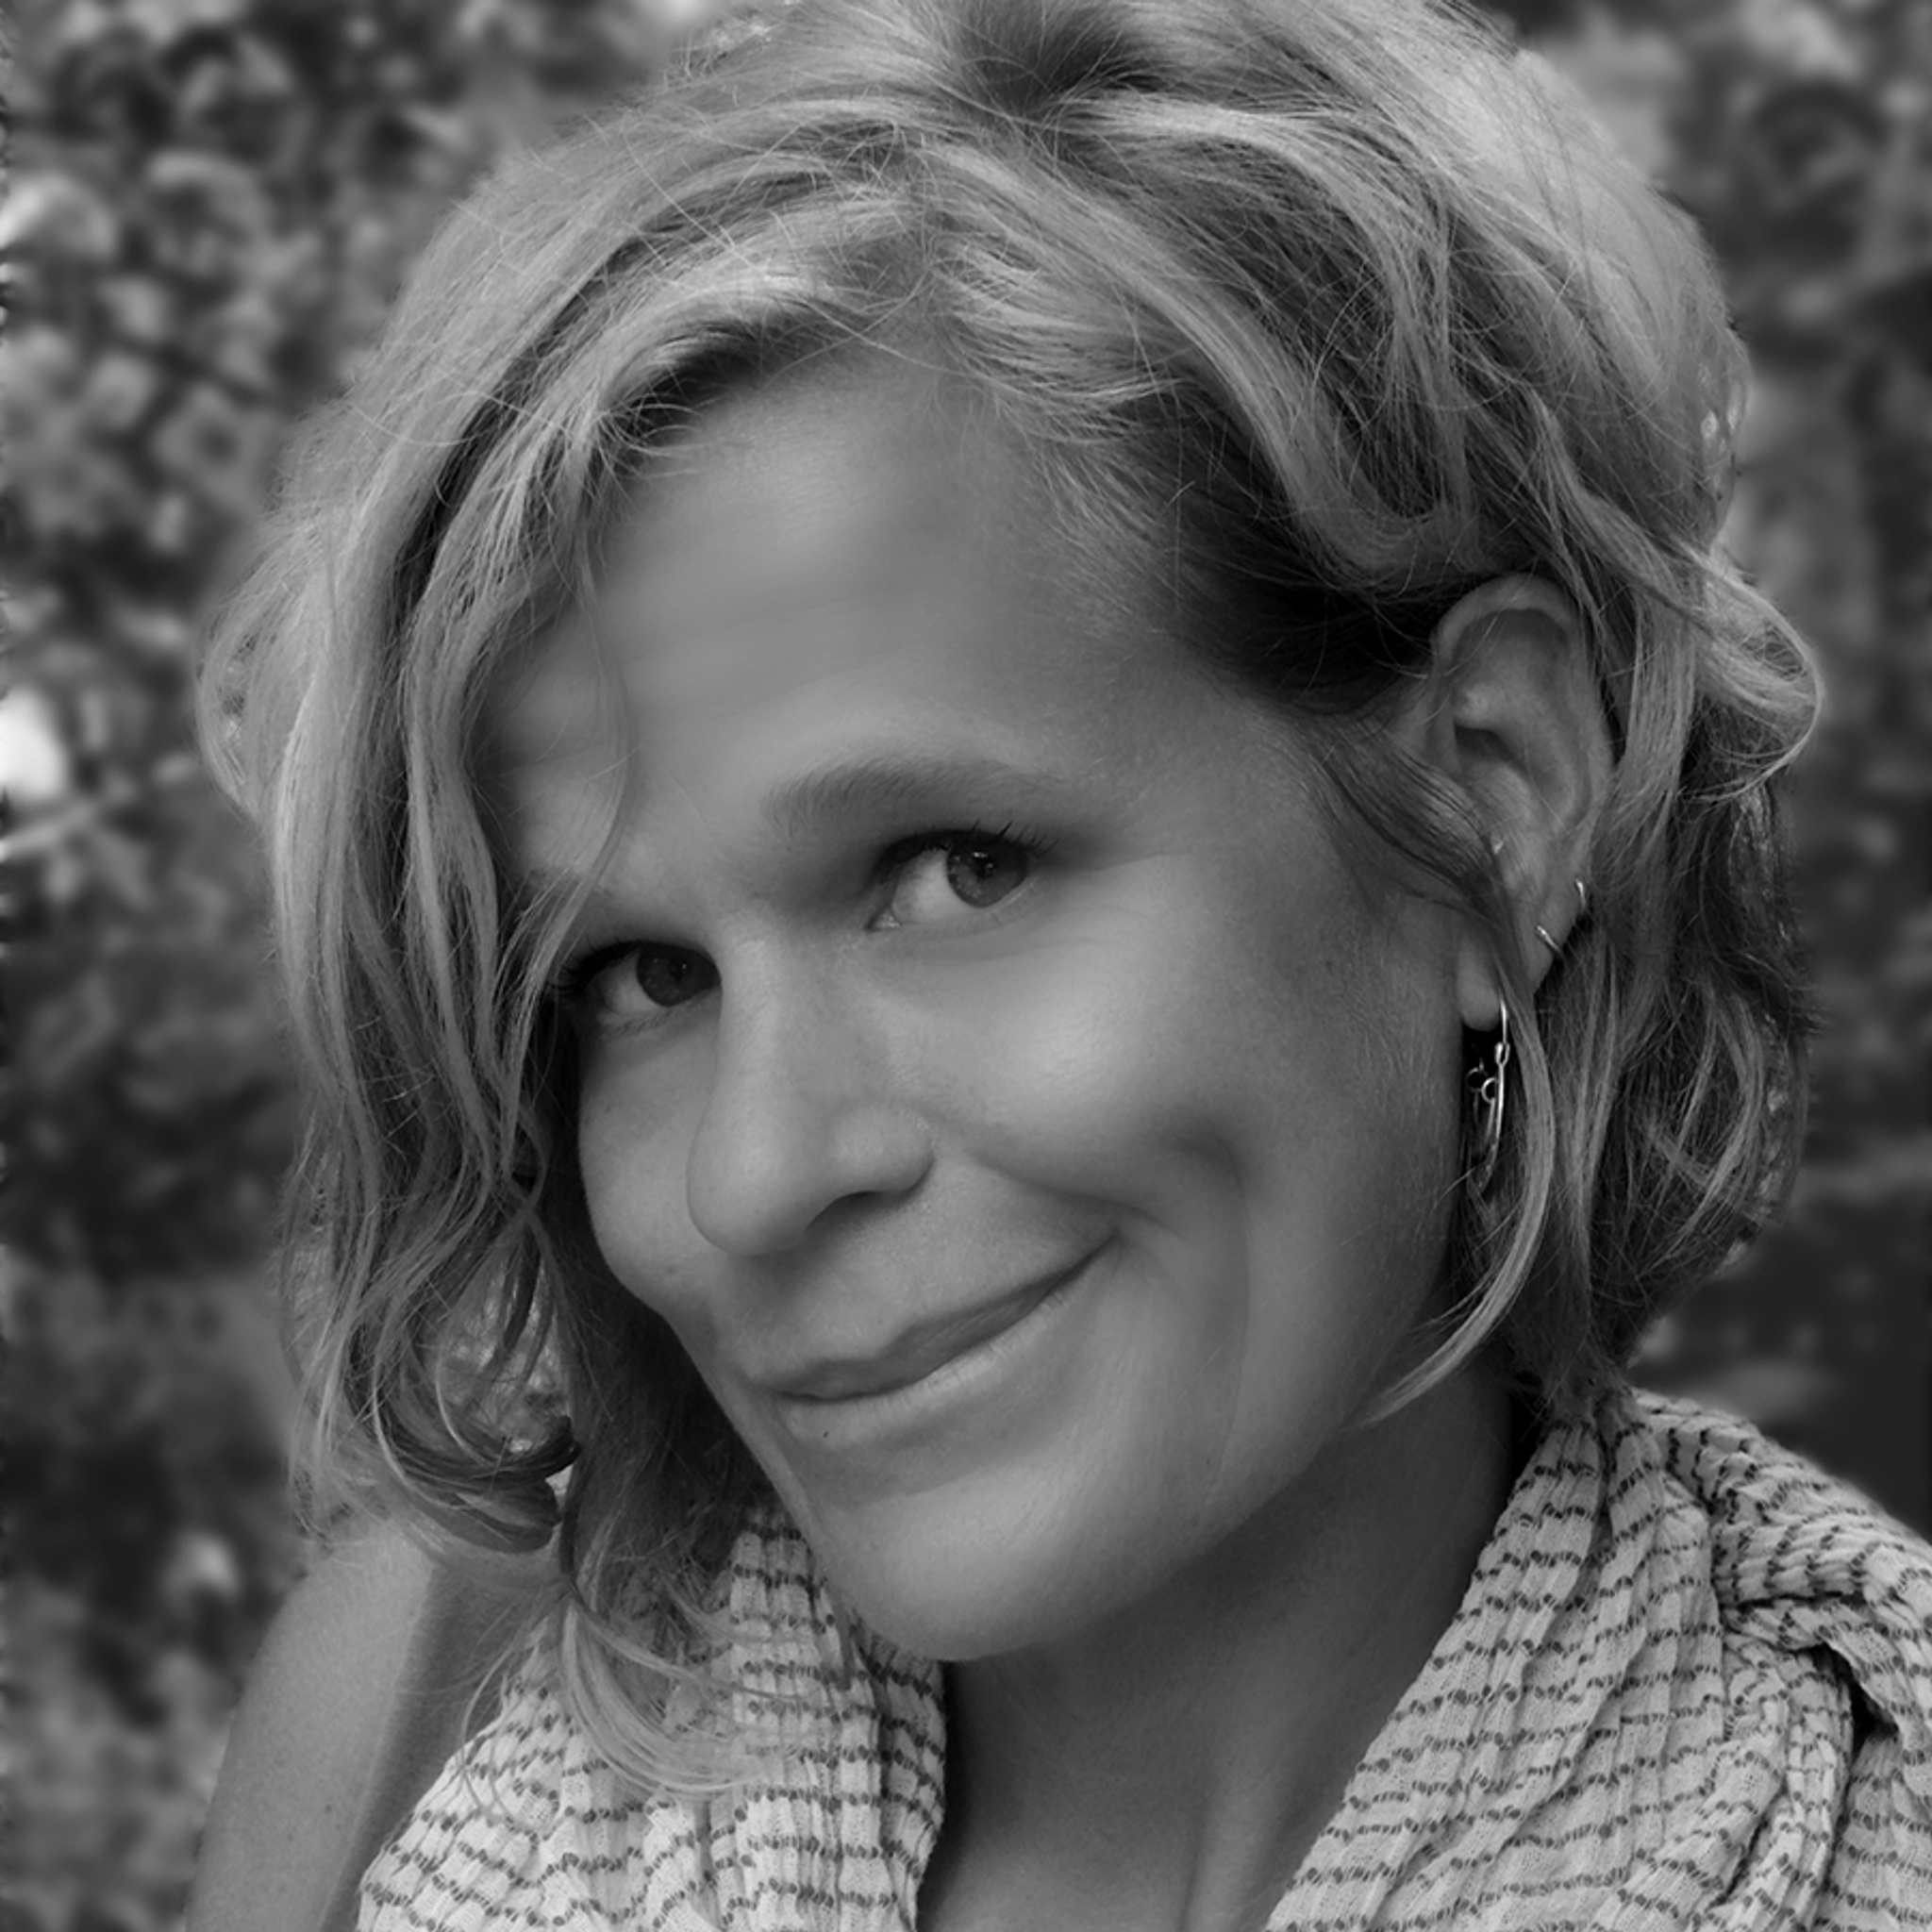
left=760, top=752, right=1058, bottom=840
left=513, top=751, right=1061, bottom=910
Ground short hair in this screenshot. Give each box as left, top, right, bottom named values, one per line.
left=204, top=0, right=1817, bottom=1787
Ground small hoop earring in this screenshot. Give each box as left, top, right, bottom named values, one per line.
left=1468, top=997, right=1511, bottom=1194
left=1532, top=879, right=1591, bottom=961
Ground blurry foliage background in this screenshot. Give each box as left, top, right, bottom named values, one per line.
left=3, top=0, right=1929, bottom=1924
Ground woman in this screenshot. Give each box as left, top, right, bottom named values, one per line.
left=190, top=0, right=1932, bottom=1925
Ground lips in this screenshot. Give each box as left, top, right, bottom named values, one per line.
left=768, top=1255, right=1092, bottom=1404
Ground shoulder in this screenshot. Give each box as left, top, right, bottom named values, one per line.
left=1629, top=1391, right=1932, bottom=1794
left=187, top=1519, right=555, bottom=1932
left=1626, top=1388, right=1932, bottom=1617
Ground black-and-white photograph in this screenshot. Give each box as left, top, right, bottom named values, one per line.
left=6, top=2, right=1930, bottom=1926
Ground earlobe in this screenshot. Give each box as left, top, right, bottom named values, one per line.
left=1417, top=575, right=1612, bottom=1028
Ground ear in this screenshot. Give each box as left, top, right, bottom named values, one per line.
left=1398, top=576, right=1611, bottom=1031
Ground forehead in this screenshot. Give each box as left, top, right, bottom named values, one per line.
left=487, top=356, right=1300, bottom=879
left=497, top=360, right=1134, bottom=739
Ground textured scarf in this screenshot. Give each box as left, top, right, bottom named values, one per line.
left=360, top=1391, right=1932, bottom=1928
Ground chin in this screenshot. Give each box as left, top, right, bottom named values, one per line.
left=839, top=1541, right=1113, bottom=1664
left=772, top=1468, right=1176, bottom=1663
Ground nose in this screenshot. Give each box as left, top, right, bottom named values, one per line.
left=684, top=970, right=934, bottom=1257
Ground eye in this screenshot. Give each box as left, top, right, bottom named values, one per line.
left=877, top=826, right=1038, bottom=928
left=569, top=943, right=718, bottom=1024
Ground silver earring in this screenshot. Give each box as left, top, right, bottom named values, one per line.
left=1468, top=997, right=1511, bottom=1193
left=828, top=1600, right=866, bottom=1689
left=1534, top=879, right=1591, bottom=959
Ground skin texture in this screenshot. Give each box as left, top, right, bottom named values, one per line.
left=497, top=356, right=1605, bottom=1928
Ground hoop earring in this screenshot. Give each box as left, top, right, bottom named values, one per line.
left=1468, top=997, right=1511, bottom=1194
left=1534, top=879, right=1591, bottom=960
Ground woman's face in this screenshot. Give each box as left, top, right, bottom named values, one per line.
left=500, top=361, right=1469, bottom=1659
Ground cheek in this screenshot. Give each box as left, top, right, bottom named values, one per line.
left=934, top=882, right=1440, bottom=1402
left=574, top=1053, right=715, bottom=1334
left=956, top=863, right=1455, bottom=1427
left=1219, top=924, right=1462, bottom=1458
left=931, top=869, right=1413, bottom=1200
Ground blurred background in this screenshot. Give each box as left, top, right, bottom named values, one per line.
left=3, top=0, right=1928, bottom=1924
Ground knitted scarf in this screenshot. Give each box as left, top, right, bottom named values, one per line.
left=360, top=1391, right=1932, bottom=1928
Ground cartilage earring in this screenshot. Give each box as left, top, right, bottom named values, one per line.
left=1534, top=878, right=1591, bottom=959
left=1468, top=997, right=1511, bottom=1193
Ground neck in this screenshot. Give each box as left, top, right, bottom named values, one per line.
left=921, top=1363, right=1519, bottom=1932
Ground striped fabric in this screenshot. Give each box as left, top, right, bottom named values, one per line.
left=358, top=1391, right=1932, bottom=1928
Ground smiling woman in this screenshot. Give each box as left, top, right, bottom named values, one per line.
left=508, top=357, right=1488, bottom=1674
left=190, top=1, right=1932, bottom=1928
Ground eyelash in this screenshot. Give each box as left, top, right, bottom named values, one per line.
left=874, top=819, right=1052, bottom=893
left=548, top=819, right=1057, bottom=1014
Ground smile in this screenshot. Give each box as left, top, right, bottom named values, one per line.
left=772, top=1251, right=1099, bottom=1404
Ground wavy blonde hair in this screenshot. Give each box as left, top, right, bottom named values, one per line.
left=204, top=0, right=1817, bottom=1789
